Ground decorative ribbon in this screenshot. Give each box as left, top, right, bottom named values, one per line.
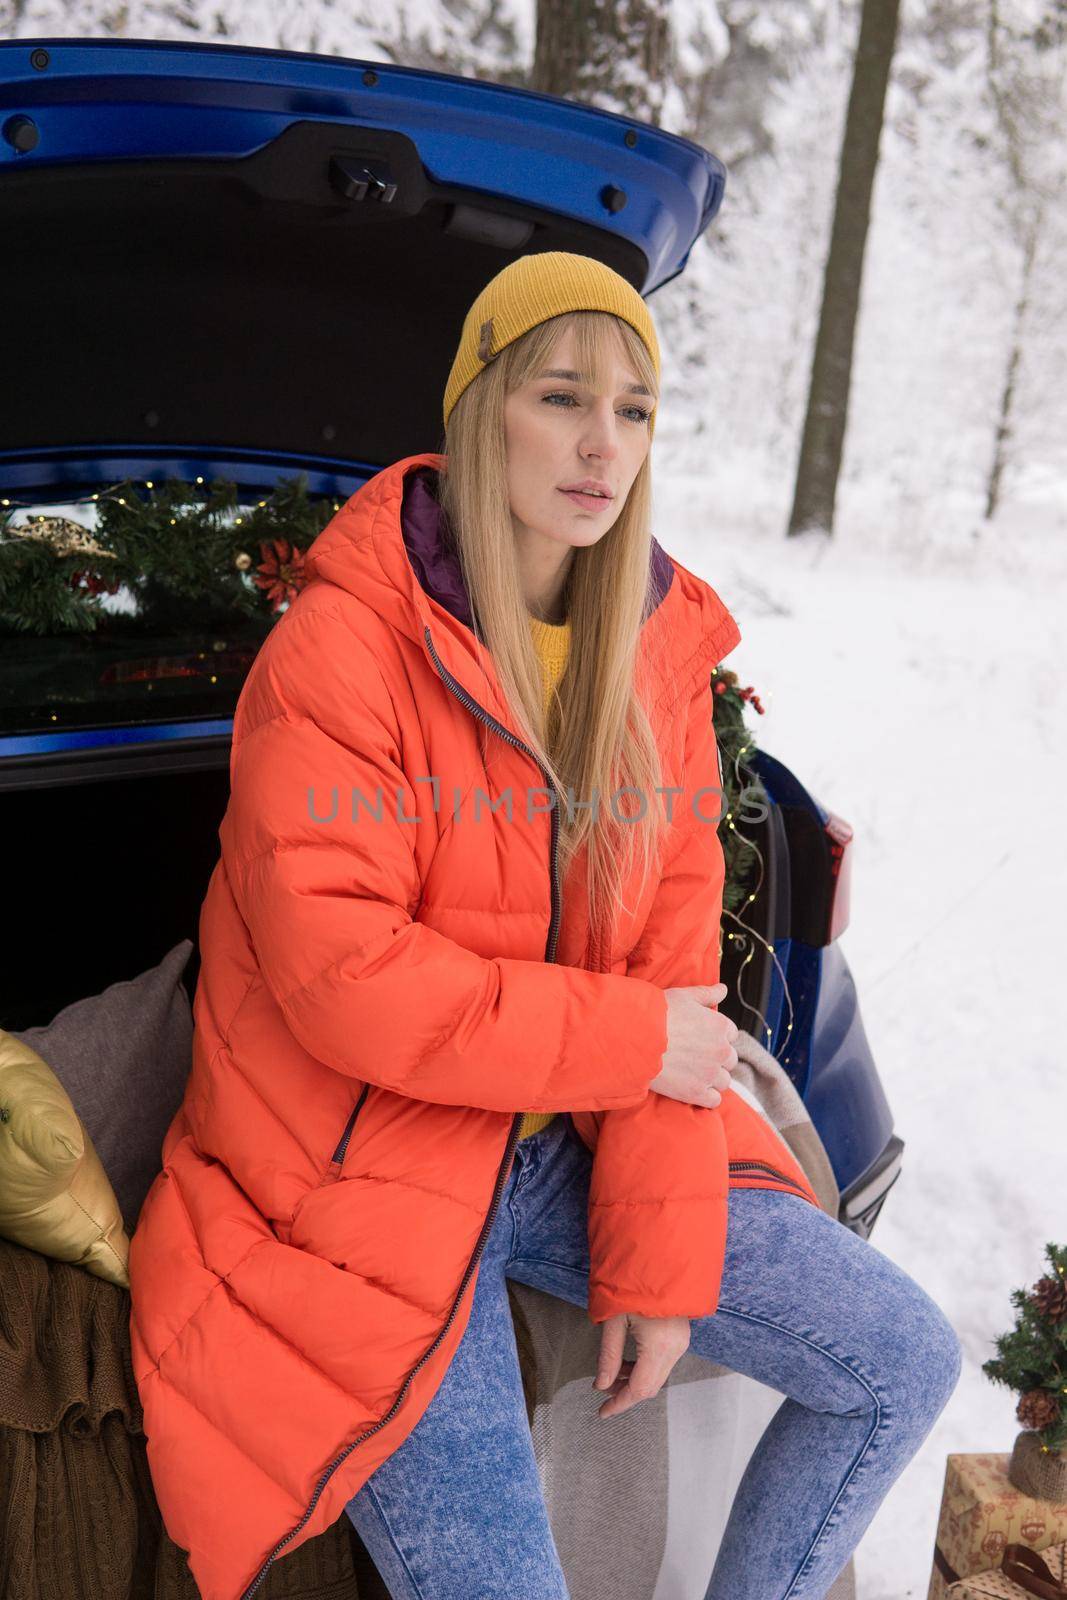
left=936, top=1544, right=962, bottom=1584
left=1002, top=1544, right=1067, bottom=1600
left=939, top=1542, right=1067, bottom=1598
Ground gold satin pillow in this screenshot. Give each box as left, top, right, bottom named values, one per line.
left=0, top=1029, right=130, bottom=1287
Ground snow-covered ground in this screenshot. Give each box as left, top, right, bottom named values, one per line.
left=658, top=457, right=1066, bottom=1599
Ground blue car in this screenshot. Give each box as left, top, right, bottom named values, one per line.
left=0, top=37, right=902, bottom=1240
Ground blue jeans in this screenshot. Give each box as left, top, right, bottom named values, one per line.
left=344, top=1112, right=961, bottom=1599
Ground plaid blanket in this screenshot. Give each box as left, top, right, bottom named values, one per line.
left=508, top=1027, right=857, bottom=1600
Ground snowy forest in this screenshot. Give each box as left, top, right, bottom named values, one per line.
left=2, top=2, right=1064, bottom=1597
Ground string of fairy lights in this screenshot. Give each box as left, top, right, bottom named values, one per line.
left=0, top=477, right=345, bottom=520
left=712, top=662, right=795, bottom=1059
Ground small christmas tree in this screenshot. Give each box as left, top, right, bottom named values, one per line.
left=983, top=1242, right=1067, bottom=1457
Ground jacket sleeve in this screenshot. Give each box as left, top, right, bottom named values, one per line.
left=584, top=667, right=732, bottom=1323
left=222, top=603, right=669, bottom=1115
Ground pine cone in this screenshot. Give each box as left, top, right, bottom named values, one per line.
left=1031, top=1273, right=1067, bottom=1323
left=1017, top=1388, right=1062, bottom=1431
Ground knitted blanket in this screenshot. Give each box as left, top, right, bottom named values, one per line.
left=0, top=1232, right=372, bottom=1598
left=508, top=1026, right=858, bottom=1600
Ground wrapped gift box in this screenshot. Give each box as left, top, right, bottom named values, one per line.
left=946, top=1538, right=1066, bottom=1597
left=928, top=1454, right=1067, bottom=1600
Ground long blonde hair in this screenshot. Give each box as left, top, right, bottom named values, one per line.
left=437, top=308, right=671, bottom=952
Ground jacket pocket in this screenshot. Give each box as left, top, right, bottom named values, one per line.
left=327, top=1084, right=371, bottom=1172
left=727, top=1158, right=813, bottom=1202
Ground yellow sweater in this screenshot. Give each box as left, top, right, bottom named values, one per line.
left=517, top=613, right=572, bottom=1141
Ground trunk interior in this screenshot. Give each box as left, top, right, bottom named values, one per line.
left=1, top=765, right=227, bottom=1032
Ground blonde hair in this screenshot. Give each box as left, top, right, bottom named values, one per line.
left=437, top=309, right=671, bottom=957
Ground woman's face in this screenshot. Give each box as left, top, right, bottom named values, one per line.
left=502, top=324, right=654, bottom=556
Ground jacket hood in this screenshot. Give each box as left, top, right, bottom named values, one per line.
left=304, top=452, right=741, bottom=734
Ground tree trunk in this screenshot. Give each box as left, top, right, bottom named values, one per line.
left=985, top=214, right=1039, bottom=523
left=788, top=0, right=902, bottom=537
left=982, top=0, right=1066, bottom=523
left=532, top=0, right=671, bottom=125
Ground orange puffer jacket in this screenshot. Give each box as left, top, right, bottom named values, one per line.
left=128, top=451, right=820, bottom=1600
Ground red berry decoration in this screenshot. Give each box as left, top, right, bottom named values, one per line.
left=69, top=568, right=121, bottom=597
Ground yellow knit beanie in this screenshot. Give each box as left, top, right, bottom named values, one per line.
left=442, top=251, right=661, bottom=439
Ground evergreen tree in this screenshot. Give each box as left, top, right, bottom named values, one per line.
left=984, top=1242, right=1067, bottom=1455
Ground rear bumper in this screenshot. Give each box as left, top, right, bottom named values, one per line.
left=837, top=1133, right=904, bottom=1240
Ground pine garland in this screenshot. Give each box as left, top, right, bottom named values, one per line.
left=710, top=664, right=768, bottom=916
left=0, top=473, right=339, bottom=636
left=984, top=1242, right=1067, bottom=1455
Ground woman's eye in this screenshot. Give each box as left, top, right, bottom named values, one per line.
left=542, top=391, right=651, bottom=424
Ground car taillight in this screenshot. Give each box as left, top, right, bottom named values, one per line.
left=99, top=650, right=257, bottom=685
left=824, top=810, right=853, bottom=942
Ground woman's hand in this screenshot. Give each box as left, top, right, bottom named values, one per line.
left=648, top=981, right=739, bottom=1109
left=592, top=1312, right=691, bottom=1419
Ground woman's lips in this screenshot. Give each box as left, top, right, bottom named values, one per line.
left=559, top=489, right=613, bottom=510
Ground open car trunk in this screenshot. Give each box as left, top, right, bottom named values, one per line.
left=0, top=37, right=725, bottom=1028
left=0, top=38, right=724, bottom=480
left=0, top=765, right=225, bottom=1031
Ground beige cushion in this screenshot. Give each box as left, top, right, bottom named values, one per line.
left=11, top=939, right=194, bottom=1234
left=0, top=1030, right=129, bottom=1287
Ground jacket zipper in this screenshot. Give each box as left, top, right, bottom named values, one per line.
left=328, top=1083, right=371, bottom=1171
left=727, top=1158, right=812, bottom=1200
left=422, top=627, right=563, bottom=964
left=240, top=625, right=561, bottom=1600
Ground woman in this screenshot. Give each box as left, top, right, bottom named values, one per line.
left=128, top=253, right=961, bottom=1600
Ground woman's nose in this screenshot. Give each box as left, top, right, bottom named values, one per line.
left=580, top=402, right=622, bottom=458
